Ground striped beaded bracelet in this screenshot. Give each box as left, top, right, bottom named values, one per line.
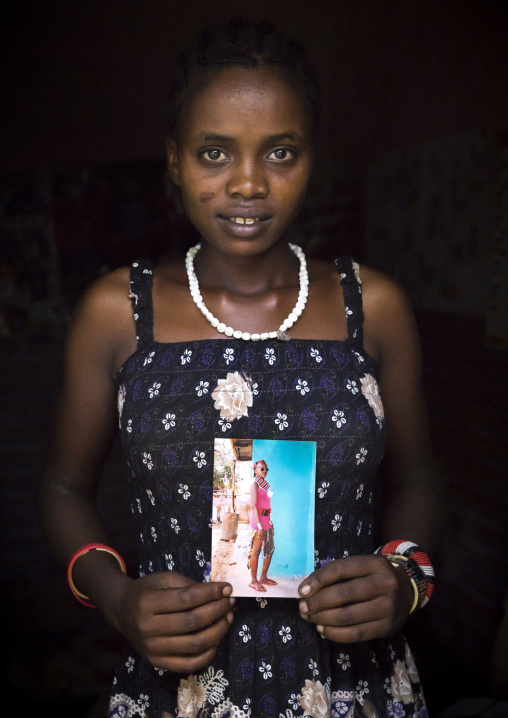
left=375, top=540, right=434, bottom=613
left=67, top=543, right=126, bottom=608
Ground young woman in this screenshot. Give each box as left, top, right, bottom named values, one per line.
left=38, top=18, right=439, bottom=718
left=248, top=460, right=276, bottom=592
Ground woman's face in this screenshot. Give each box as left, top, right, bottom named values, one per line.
left=167, top=66, right=313, bottom=258
left=254, top=461, right=268, bottom=478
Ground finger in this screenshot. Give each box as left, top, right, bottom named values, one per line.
left=299, top=555, right=383, bottom=597
left=148, top=581, right=234, bottom=615
left=317, top=617, right=395, bottom=644
left=142, top=596, right=235, bottom=637
left=299, top=573, right=389, bottom=616
left=301, top=596, right=390, bottom=628
left=146, top=612, right=233, bottom=660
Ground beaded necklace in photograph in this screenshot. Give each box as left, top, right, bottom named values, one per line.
left=185, top=242, right=308, bottom=341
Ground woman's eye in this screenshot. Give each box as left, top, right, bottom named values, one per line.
left=202, top=149, right=227, bottom=162
left=267, top=148, right=294, bottom=162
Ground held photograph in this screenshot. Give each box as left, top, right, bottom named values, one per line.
left=211, top=438, right=316, bottom=598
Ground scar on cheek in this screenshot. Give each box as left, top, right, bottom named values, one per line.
left=199, top=192, right=215, bottom=203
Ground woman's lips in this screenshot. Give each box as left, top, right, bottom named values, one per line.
left=216, top=214, right=272, bottom=236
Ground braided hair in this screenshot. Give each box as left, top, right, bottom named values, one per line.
left=167, top=18, right=320, bottom=140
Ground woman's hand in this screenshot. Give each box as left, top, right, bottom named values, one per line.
left=298, top=554, right=414, bottom=643
left=102, top=569, right=235, bottom=673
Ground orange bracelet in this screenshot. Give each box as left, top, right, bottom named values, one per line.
left=67, top=543, right=126, bottom=607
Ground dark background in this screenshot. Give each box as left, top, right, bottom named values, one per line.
left=1, top=1, right=507, bottom=716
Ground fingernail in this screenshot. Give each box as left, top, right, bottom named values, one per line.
left=300, top=584, right=311, bottom=596
left=222, top=585, right=232, bottom=596
left=227, top=611, right=234, bottom=623
left=316, top=625, right=324, bottom=633
left=229, top=597, right=236, bottom=606
left=299, top=601, right=308, bottom=613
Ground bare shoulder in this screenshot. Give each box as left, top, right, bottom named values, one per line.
left=68, top=266, right=137, bottom=376
left=357, top=264, right=419, bottom=363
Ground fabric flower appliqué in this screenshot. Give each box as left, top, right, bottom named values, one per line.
left=211, top=372, right=254, bottom=422
left=299, top=679, right=330, bottom=718
left=177, top=675, right=206, bottom=718
left=360, top=373, right=384, bottom=420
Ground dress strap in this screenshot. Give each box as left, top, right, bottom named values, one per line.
left=335, top=256, right=364, bottom=347
left=128, top=259, right=154, bottom=348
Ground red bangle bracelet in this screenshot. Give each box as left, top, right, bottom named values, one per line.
left=67, top=543, right=126, bottom=608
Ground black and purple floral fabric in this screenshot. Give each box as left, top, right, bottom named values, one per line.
left=109, top=258, right=427, bottom=718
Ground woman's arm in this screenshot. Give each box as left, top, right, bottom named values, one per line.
left=249, top=481, right=262, bottom=529
left=37, top=271, right=234, bottom=671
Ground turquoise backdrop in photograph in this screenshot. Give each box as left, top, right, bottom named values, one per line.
left=252, top=439, right=316, bottom=579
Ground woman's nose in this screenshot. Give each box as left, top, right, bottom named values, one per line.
left=226, top=158, right=268, bottom=199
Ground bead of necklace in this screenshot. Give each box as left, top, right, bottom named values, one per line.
left=185, top=242, right=308, bottom=341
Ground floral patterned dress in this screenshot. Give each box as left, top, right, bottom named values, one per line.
left=110, top=257, right=428, bottom=718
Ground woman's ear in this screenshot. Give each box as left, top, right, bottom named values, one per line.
left=166, top=138, right=181, bottom=186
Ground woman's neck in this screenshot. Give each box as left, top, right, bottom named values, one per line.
left=192, top=240, right=300, bottom=298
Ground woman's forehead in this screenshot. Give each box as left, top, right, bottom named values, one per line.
left=179, top=66, right=312, bottom=138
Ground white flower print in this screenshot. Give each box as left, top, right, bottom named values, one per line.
left=162, top=412, right=176, bottom=430
left=289, top=694, right=301, bottom=710
left=360, top=373, right=384, bottom=420
left=243, top=697, right=252, bottom=714
left=239, top=624, right=251, bottom=643
left=309, top=658, right=319, bottom=676
left=332, top=513, right=342, bottom=532
left=356, top=483, right=364, bottom=500
left=146, top=489, right=155, bottom=505
left=314, top=550, right=320, bottom=568
left=296, top=378, right=310, bottom=395
left=196, top=667, right=229, bottom=706
left=346, top=379, right=358, bottom=394
left=165, top=553, right=174, bottom=570
left=265, top=347, right=276, bottom=365
left=275, top=412, right=288, bottom=430
left=223, top=347, right=235, bottom=364
left=356, top=520, right=363, bottom=536
left=318, top=481, right=329, bottom=499
left=171, top=518, right=180, bottom=534
left=345, top=306, right=353, bottom=316
left=356, top=447, right=367, bottom=465
left=299, top=679, right=330, bottom=718
left=332, top=409, right=346, bottom=427
left=117, top=384, right=126, bottom=427
left=193, top=450, right=207, bottom=468
left=177, top=675, right=206, bottom=718
left=178, top=484, right=191, bottom=500
left=196, top=549, right=205, bottom=567
left=252, top=382, right=259, bottom=395
left=279, top=626, right=292, bottom=643
left=195, top=380, right=209, bottom=396
left=310, top=347, right=322, bottom=362
left=337, top=653, right=351, bottom=671
left=259, top=661, right=273, bottom=679
left=353, top=351, right=364, bottom=364
left=126, top=418, right=132, bottom=433
left=142, top=452, right=153, bottom=470
left=148, top=381, right=161, bottom=398
left=180, top=349, right=192, bottom=365
left=218, top=417, right=231, bottom=433
left=390, top=659, right=414, bottom=705
left=137, top=694, right=149, bottom=710
left=256, top=596, right=267, bottom=608
left=355, top=680, right=369, bottom=704
left=135, top=498, right=141, bottom=513
left=125, top=656, right=135, bottom=673
left=151, top=526, right=157, bottom=542
left=143, top=351, right=155, bottom=366
left=384, top=677, right=392, bottom=695
left=212, top=371, right=254, bottom=422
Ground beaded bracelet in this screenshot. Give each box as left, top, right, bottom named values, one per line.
left=375, top=540, right=435, bottom=614
left=67, top=543, right=126, bottom=607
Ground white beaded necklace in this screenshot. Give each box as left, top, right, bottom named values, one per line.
left=185, top=242, right=308, bottom=341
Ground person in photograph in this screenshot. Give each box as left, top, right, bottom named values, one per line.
left=247, top=459, right=277, bottom=591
